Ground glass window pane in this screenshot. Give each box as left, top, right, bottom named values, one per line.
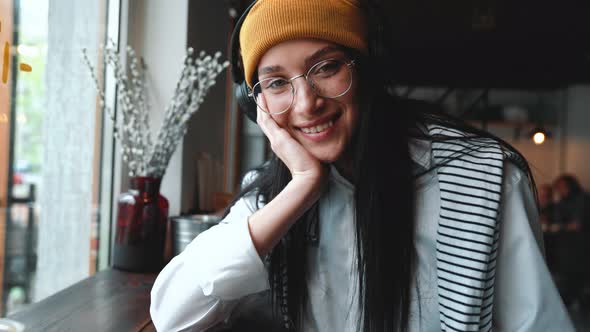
left=1, top=0, right=110, bottom=315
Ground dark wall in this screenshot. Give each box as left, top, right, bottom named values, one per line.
left=376, top=0, right=590, bottom=87
left=182, top=1, right=232, bottom=212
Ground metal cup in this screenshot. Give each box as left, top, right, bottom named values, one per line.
left=170, top=215, right=221, bottom=256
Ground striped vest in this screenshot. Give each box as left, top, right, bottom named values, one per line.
left=429, top=125, right=512, bottom=332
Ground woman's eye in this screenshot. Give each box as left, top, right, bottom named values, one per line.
left=313, top=61, right=341, bottom=77
left=263, top=79, right=289, bottom=90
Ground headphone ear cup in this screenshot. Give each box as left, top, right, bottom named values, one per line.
left=235, top=81, right=258, bottom=123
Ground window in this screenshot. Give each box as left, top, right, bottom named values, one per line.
left=0, top=0, right=114, bottom=315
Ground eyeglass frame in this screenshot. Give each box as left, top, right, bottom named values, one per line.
left=247, top=58, right=356, bottom=115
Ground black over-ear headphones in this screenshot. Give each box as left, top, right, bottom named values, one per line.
left=230, top=0, right=259, bottom=123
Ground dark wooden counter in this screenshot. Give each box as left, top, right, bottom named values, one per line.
left=7, top=269, right=156, bottom=332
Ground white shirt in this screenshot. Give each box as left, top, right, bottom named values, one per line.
left=150, top=140, right=574, bottom=332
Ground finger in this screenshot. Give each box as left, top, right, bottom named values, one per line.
left=256, top=94, right=269, bottom=127
left=257, top=93, right=289, bottom=132
left=256, top=107, right=272, bottom=141
left=255, top=94, right=298, bottom=154
left=256, top=95, right=283, bottom=137
left=260, top=110, right=282, bottom=133
left=255, top=94, right=274, bottom=125
left=256, top=92, right=269, bottom=111
left=257, top=108, right=285, bottom=150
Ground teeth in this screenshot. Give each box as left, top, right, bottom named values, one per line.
left=301, top=120, right=334, bottom=134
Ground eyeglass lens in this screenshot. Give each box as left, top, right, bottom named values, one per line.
left=251, top=58, right=353, bottom=114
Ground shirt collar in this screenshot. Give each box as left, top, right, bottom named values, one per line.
left=329, top=164, right=355, bottom=191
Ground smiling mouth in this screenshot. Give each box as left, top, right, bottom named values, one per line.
left=297, top=113, right=341, bottom=134
left=300, top=120, right=334, bottom=134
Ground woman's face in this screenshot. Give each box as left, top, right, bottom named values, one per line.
left=256, top=39, right=360, bottom=164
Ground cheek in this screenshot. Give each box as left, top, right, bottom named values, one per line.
left=270, top=114, right=290, bottom=129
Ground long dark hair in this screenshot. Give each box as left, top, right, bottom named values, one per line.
left=225, top=1, right=537, bottom=331
left=226, top=76, right=416, bottom=332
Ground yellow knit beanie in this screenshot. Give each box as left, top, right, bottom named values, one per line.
left=240, top=0, right=368, bottom=87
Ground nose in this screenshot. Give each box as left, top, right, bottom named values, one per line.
left=291, top=76, right=323, bottom=115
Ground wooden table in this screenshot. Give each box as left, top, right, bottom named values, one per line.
left=7, top=269, right=156, bottom=332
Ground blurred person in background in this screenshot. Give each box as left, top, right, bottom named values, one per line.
left=551, top=174, right=589, bottom=309
left=553, top=175, right=586, bottom=232
left=538, top=184, right=558, bottom=271
left=538, top=183, right=555, bottom=232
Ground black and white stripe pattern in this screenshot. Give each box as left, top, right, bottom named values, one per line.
left=429, top=126, right=505, bottom=332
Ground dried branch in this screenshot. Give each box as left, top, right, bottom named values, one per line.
left=82, top=43, right=229, bottom=177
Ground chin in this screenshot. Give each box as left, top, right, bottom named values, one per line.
left=310, top=148, right=345, bottom=164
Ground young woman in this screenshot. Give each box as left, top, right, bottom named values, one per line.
left=150, top=1, right=574, bottom=331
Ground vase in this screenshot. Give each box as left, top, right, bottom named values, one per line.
left=113, top=176, right=169, bottom=272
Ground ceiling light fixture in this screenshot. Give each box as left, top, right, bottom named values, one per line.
left=530, top=127, right=551, bottom=145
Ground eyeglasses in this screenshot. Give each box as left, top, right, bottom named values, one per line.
left=248, top=58, right=355, bottom=115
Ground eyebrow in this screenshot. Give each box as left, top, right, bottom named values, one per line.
left=257, top=46, right=346, bottom=77
left=304, top=46, right=344, bottom=67
left=258, top=65, right=283, bottom=76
